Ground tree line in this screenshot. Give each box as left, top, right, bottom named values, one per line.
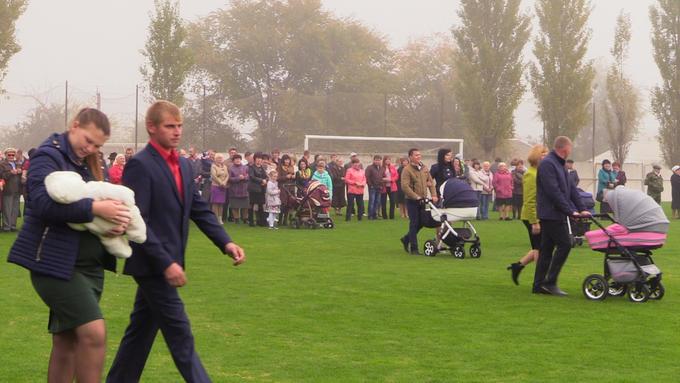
left=1, top=0, right=680, bottom=165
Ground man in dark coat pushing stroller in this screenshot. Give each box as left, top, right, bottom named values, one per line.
left=534, top=136, right=590, bottom=296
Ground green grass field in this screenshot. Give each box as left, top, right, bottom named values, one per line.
left=1, top=205, right=679, bottom=382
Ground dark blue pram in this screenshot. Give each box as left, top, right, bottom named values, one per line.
left=569, top=188, right=595, bottom=246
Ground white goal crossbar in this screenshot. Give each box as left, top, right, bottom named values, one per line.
left=304, top=135, right=464, bottom=156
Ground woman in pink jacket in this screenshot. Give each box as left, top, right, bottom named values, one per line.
left=492, top=162, right=514, bottom=220
left=345, top=158, right=366, bottom=222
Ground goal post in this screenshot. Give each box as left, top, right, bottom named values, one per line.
left=304, top=135, right=464, bottom=157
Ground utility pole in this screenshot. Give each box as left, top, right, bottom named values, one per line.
left=202, top=85, right=207, bottom=150
left=134, top=84, right=139, bottom=151
left=383, top=93, right=388, bottom=136
left=96, top=88, right=101, bottom=110
left=591, top=93, right=596, bottom=194
left=64, top=80, right=69, bottom=128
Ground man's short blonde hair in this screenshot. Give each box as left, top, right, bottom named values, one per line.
left=146, top=100, right=182, bottom=128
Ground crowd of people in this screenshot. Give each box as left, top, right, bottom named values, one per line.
left=3, top=140, right=680, bottom=233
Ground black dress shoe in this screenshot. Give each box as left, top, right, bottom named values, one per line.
left=532, top=288, right=550, bottom=294
left=507, top=262, right=524, bottom=285
left=540, top=284, right=568, bottom=297
left=400, top=236, right=409, bottom=253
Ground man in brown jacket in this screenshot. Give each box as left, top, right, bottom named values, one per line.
left=400, top=148, right=437, bottom=254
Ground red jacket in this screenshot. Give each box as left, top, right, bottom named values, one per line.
left=382, top=164, right=398, bottom=192
left=108, top=164, right=124, bottom=185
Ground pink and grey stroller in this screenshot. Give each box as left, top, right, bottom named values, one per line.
left=582, top=187, right=669, bottom=303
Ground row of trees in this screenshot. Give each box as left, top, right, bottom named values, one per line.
left=142, top=0, right=659, bottom=161
left=1, top=1, right=679, bottom=165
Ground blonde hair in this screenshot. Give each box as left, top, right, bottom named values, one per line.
left=146, top=100, right=182, bottom=128
left=115, top=154, right=126, bottom=164
left=527, top=144, right=549, bottom=167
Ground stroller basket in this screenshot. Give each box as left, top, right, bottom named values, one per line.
left=607, top=259, right=639, bottom=283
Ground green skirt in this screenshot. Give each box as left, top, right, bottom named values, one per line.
left=30, top=232, right=109, bottom=334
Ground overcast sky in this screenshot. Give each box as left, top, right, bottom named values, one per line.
left=0, top=0, right=661, bottom=142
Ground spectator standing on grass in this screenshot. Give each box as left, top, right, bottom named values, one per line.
left=328, top=155, right=347, bottom=216
left=453, top=157, right=467, bottom=182
left=107, top=101, right=245, bottom=382
left=1, top=148, right=23, bottom=231
left=396, top=157, right=409, bottom=219
left=228, top=154, right=249, bottom=224
left=345, top=158, right=366, bottom=222
left=381, top=156, right=398, bottom=220
left=312, top=159, right=333, bottom=199
left=107, top=154, right=126, bottom=185
left=476, top=162, right=493, bottom=220
left=566, top=159, right=579, bottom=187
left=512, top=159, right=525, bottom=220
left=492, top=162, right=513, bottom=220
left=187, top=147, right=202, bottom=186
left=210, top=153, right=229, bottom=224
left=296, top=158, right=312, bottom=196
left=124, top=147, right=134, bottom=163
left=533, top=136, right=589, bottom=296
left=365, top=155, right=384, bottom=220
left=265, top=170, right=281, bottom=229
left=613, top=162, right=626, bottom=186
left=644, top=165, right=664, bottom=204
left=248, top=152, right=268, bottom=227
left=430, top=149, right=455, bottom=196
left=507, top=145, right=548, bottom=285
left=597, top=160, right=617, bottom=213
left=277, top=154, right=296, bottom=225
left=9, top=108, right=131, bottom=382
left=671, top=165, right=680, bottom=219
left=200, top=150, right=214, bottom=202
left=400, top=148, right=437, bottom=255
left=468, top=160, right=484, bottom=219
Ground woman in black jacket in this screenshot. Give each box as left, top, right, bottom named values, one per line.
left=429, top=148, right=455, bottom=197
left=247, top=152, right=268, bottom=226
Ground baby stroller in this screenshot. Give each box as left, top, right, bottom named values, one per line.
left=568, top=188, right=595, bottom=247
left=422, top=179, right=481, bottom=258
left=288, top=180, right=334, bottom=229
left=582, top=187, right=669, bottom=303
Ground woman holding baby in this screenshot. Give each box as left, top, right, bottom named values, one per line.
left=8, top=108, right=132, bottom=383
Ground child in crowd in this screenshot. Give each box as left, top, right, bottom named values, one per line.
left=265, top=170, right=281, bottom=229
left=312, top=160, right=333, bottom=199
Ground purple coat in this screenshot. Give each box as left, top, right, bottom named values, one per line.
left=228, top=164, right=249, bottom=198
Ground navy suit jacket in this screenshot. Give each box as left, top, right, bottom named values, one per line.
left=122, top=143, right=231, bottom=276
left=536, top=150, right=586, bottom=221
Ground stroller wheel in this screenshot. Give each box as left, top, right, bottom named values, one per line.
left=607, top=281, right=627, bottom=297
left=452, top=245, right=465, bottom=259
left=647, top=280, right=665, bottom=300
left=307, top=219, right=318, bottom=229
left=423, top=240, right=437, bottom=257
left=575, top=238, right=584, bottom=246
left=325, top=219, right=334, bottom=229
left=582, top=274, right=608, bottom=301
left=628, top=283, right=650, bottom=303
left=469, top=245, right=481, bottom=259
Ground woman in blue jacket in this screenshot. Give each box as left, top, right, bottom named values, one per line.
left=8, top=108, right=131, bottom=383
left=597, top=159, right=616, bottom=214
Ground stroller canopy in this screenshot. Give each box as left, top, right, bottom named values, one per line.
left=440, top=178, right=479, bottom=208
left=606, top=186, right=669, bottom=233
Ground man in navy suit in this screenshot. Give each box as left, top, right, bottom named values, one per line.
left=107, top=101, right=246, bottom=383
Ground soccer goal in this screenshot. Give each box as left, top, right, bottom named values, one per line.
left=303, top=135, right=464, bottom=156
